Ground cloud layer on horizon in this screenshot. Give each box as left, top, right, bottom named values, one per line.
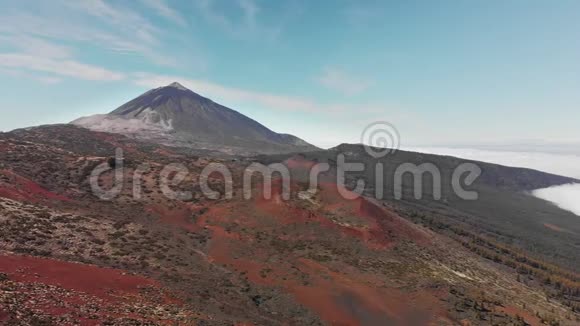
left=409, top=147, right=580, bottom=217
left=532, top=184, right=580, bottom=217
left=407, top=147, right=580, bottom=179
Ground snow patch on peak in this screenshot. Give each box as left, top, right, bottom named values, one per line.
left=167, top=82, right=189, bottom=91
left=71, top=113, right=173, bottom=135
left=138, top=108, right=173, bottom=130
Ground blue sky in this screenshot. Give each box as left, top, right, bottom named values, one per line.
left=1, top=0, right=580, bottom=149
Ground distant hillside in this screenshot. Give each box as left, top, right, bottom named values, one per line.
left=258, top=143, right=580, bottom=271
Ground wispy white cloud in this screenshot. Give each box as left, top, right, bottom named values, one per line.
left=0, top=2, right=178, bottom=67
left=0, top=67, right=63, bottom=84
left=344, top=4, right=384, bottom=28
left=194, top=0, right=279, bottom=40
left=316, top=67, right=373, bottom=95
left=0, top=35, right=73, bottom=59
left=0, top=13, right=132, bottom=53
left=62, top=0, right=160, bottom=45
left=0, top=32, right=125, bottom=82
left=0, top=53, right=125, bottom=81
left=237, top=0, right=259, bottom=28
left=141, top=0, right=187, bottom=26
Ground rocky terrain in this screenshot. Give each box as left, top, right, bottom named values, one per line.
left=0, top=125, right=578, bottom=325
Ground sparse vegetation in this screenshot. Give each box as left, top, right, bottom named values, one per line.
left=0, top=125, right=577, bottom=324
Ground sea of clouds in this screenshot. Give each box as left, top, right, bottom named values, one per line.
left=406, top=147, right=580, bottom=216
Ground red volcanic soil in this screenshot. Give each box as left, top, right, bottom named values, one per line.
left=138, top=157, right=449, bottom=324
left=0, top=169, right=71, bottom=203
left=0, top=141, right=9, bottom=152
left=0, top=254, right=161, bottom=301
left=295, top=179, right=433, bottom=249
left=0, top=254, right=186, bottom=324
left=357, top=196, right=433, bottom=247
left=204, top=216, right=449, bottom=325
left=147, top=202, right=199, bottom=233
left=292, top=258, right=449, bottom=325
left=497, top=305, right=543, bottom=326
left=194, top=176, right=448, bottom=324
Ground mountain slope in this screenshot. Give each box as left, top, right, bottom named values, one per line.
left=0, top=126, right=578, bottom=324
left=258, top=143, right=580, bottom=272
left=72, top=82, right=317, bottom=155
